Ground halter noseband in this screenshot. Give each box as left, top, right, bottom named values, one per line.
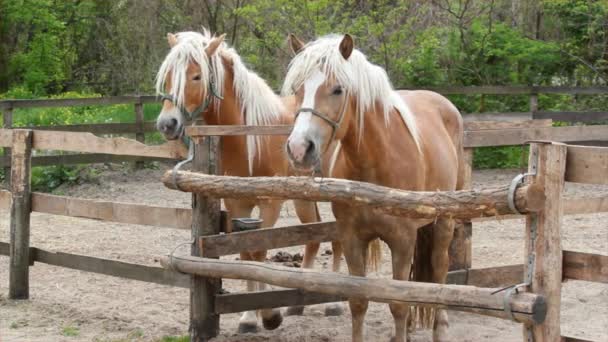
left=295, top=92, right=349, bottom=144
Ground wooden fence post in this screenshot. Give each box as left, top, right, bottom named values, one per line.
left=134, top=98, right=145, bottom=169
left=3, top=105, right=13, bottom=184
left=530, top=93, right=539, bottom=118
left=9, top=129, right=33, bottom=299
left=190, top=135, right=222, bottom=341
left=449, top=147, right=473, bottom=270
left=524, top=142, right=566, bottom=341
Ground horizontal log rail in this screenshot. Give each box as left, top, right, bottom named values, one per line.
left=0, top=242, right=189, bottom=288
left=214, top=264, right=525, bottom=314
left=160, top=255, right=546, bottom=324
left=164, top=172, right=543, bottom=220
left=1, top=86, right=607, bottom=110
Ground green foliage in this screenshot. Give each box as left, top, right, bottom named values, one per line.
left=474, top=146, right=528, bottom=169
left=31, top=165, right=81, bottom=192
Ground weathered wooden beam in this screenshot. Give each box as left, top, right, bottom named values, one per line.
left=9, top=129, right=33, bottom=299
left=32, top=247, right=189, bottom=288
left=22, top=122, right=157, bottom=134
left=0, top=153, right=173, bottom=168
left=0, top=189, right=10, bottom=210
left=161, top=255, right=546, bottom=324
left=534, top=111, right=608, bottom=123
left=201, top=221, right=338, bottom=257
left=214, top=263, right=525, bottom=314
left=0, top=96, right=157, bottom=109
left=563, top=250, right=608, bottom=284
left=31, top=130, right=187, bottom=159
left=560, top=335, right=595, bottom=342
left=464, top=119, right=552, bottom=131
left=190, top=136, right=222, bottom=341
left=186, top=125, right=293, bottom=137
left=464, top=125, right=608, bottom=147
left=163, top=172, right=544, bottom=220
left=565, top=145, right=608, bottom=185
left=524, top=143, right=567, bottom=341
left=0, top=128, right=11, bottom=147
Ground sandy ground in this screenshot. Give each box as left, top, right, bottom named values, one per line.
left=0, top=165, right=607, bottom=342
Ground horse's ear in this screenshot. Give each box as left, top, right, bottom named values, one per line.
left=339, top=34, right=354, bottom=60
left=205, top=33, right=226, bottom=57
left=287, top=33, right=306, bottom=56
left=167, top=33, right=178, bottom=47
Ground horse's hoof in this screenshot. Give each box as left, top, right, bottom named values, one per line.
left=262, top=311, right=283, bottom=330
left=238, top=322, right=259, bottom=334
left=324, top=303, right=343, bottom=316
left=285, top=305, right=305, bottom=316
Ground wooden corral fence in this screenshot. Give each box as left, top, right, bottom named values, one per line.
left=159, top=125, right=608, bottom=342
left=0, top=87, right=607, bottom=341
left=1, top=86, right=607, bottom=172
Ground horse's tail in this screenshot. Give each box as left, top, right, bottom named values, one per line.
left=367, top=238, right=382, bottom=272
left=408, top=224, right=435, bottom=331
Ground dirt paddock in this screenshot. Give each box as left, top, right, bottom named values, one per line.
left=1, top=167, right=607, bottom=342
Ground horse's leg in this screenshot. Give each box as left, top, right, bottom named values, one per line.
left=342, top=234, right=370, bottom=342
left=386, top=224, right=417, bottom=342
left=225, top=200, right=259, bottom=333
left=255, top=200, right=284, bottom=330
left=325, top=239, right=344, bottom=316
left=431, top=218, right=455, bottom=342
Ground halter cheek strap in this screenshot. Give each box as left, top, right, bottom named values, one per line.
left=159, top=62, right=224, bottom=122
left=295, top=93, right=349, bottom=145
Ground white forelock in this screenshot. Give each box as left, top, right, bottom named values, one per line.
left=282, top=34, right=421, bottom=150
left=155, top=30, right=284, bottom=174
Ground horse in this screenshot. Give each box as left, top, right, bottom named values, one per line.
left=154, top=30, right=344, bottom=333
left=283, top=33, right=465, bottom=342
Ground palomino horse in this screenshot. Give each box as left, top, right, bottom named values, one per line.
left=155, top=30, right=343, bottom=333
left=284, top=34, right=465, bottom=342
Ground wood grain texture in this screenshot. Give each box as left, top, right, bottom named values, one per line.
left=0, top=189, right=10, bottom=210
left=525, top=143, right=567, bottom=341
left=464, top=119, right=552, bottom=131
left=186, top=125, right=293, bottom=136
left=161, top=255, right=546, bottom=324
left=24, top=122, right=157, bottom=134
left=534, top=111, right=608, bottom=123
left=30, top=193, right=192, bottom=229
left=31, top=130, right=187, bottom=159
left=0, top=153, right=173, bottom=168
left=200, top=221, right=338, bottom=257
left=565, top=145, right=608, bottom=185
left=9, top=129, right=33, bottom=299
left=190, top=136, right=221, bottom=341
left=163, top=171, right=541, bottom=220
left=0, top=128, right=11, bottom=147
left=563, top=250, right=608, bottom=284
left=32, top=247, right=189, bottom=288
left=464, top=125, right=608, bottom=147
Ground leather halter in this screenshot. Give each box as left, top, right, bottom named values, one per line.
left=295, top=92, right=349, bottom=144
left=159, top=62, right=223, bottom=122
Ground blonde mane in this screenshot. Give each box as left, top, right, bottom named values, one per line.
left=281, top=34, right=421, bottom=150
left=155, top=30, right=284, bottom=174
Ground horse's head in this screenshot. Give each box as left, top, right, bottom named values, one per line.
left=284, top=34, right=356, bottom=172
left=155, top=31, right=225, bottom=140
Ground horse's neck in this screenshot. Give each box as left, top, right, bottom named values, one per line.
left=206, top=65, right=287, bottom=176
left=338, top=106, right=422, bottom=188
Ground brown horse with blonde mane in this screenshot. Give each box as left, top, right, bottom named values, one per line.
left=155, top=30, right=343, bottom=333
left=284, top=34, right=465, bottom=342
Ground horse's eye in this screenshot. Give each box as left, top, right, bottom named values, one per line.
left=193, top=75, right=201, bottom=81
left=332, top=86, right=343, bottom=95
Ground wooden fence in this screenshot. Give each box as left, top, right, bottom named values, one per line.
left=1, top=109, right=608, bottom=341
left=160, top=129, right=608, bottom=342
left=1, top=86, right=607, bottom=170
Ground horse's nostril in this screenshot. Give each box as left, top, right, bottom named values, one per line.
left=305, top=139, right=315, bottom=155
left=168, top=118, right=178, bottom=129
